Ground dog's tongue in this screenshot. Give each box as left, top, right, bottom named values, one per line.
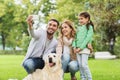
left=49, top=63, right=54, bottom=67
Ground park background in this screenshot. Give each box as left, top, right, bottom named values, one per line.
left=0, top=0, right=120, bottom=80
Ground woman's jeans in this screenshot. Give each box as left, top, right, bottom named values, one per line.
left=77, top=54, right=92, bottom=80
left=62, top=53, right=79, bottom=77
left=23, top=57, right=45, bottom=74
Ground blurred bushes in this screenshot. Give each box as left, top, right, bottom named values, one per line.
left=0, top=50, right=24, bottom=55
left=92, top=33, right=109, bottom=52
left=19, top=34, right=31, bottom=55
left=114, top=36, right=120, bottom=58
left=93, top=34, right=120, bottom=58
left=0, top=34, right=30, bottom=55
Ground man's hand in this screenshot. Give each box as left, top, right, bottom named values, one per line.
left=26, top=15, right=33, bottom=29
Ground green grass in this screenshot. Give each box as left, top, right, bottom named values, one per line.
left=0, top=55, right=120, bottom=80
left=0, top=55, right=26, bottom=80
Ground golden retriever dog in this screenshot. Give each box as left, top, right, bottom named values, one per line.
left=23, top=53, right=63, bottom=80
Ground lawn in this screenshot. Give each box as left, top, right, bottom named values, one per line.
left=0, top=55, right=120, bottom=80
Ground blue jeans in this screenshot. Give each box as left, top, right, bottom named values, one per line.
left=23, top=57, right=45, bottom=74
left=62, top=53, right=79, bottom=77
left=77, top=54, right=92, bottom=80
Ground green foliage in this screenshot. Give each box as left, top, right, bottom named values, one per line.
left=40, top=0, right=56, bottom=16
left=92, top=33, right=109, bottom=52
left=48, top=0, right=84, bottom=23
left=0, top=2, right=6, bottom=16
left=0, top=0, right=42, bottom=50
left=89, top=0, right=120, bottom=53
left=0, top=50, right=23, bottom=55
left=114, top=36, right=120, bottom=57
left=0, top=0, right=16, bottom=49
left=20, top=34, right=31, bottom=54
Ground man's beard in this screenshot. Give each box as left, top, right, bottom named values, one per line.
left=47, top=31, right=54, bottom=35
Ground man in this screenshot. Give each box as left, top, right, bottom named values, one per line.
left=22, top=15, right=59, bottom=74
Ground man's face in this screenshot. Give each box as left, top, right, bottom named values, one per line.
left=47, top=21, right=58, bottom=35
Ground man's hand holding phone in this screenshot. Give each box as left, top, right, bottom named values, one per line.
left=26, top=15, right=33, bottom=29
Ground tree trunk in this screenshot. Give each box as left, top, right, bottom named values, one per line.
left=1, top=32, right=5, bottom=50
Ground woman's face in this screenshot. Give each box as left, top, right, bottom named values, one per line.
left=78, top=16, right=89, bottom=25
left=61, top=23, right=72, bottom=37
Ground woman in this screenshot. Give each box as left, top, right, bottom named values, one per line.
left=56, top=20, right=79, bottom=80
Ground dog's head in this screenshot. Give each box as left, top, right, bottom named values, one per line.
left=45, top=53, right=61, bottom=69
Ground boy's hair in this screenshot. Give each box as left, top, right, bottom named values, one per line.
left=79, top=12, right=94, bottom=31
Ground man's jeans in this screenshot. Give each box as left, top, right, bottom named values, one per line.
left=62, top=53, right=79, bottom=77
left=23, top=57, right=45, bottom=74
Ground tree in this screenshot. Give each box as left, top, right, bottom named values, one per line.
left=0, top=0, right=40, bottom=50
left=88, top=0, right=120, bottom=54
left=0, top=0, right=16, bottom=50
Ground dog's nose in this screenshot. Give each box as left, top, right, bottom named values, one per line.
left=49, top=57, right=52, bottom=63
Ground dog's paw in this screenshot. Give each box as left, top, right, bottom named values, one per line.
left=23, top=75, right=32, bottom=80
left=22, top=78, right=27, bottom=80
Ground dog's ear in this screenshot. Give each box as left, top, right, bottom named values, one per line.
left=44, top=55, right=48, bottom=65
left=51, top=50, right=56, bottom=54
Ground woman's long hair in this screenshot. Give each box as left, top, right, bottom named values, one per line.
left=59, top=20, right=76, bottom=39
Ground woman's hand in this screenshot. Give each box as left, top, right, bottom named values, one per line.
left=76, top=48, right=81, bottom=53
left=73, top=48, right=81, bottom=54
left=73, top=48, right=77, bottom=54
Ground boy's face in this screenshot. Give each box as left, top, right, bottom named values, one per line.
left=47, top=21, right=58, bottom=35
left=78, top=16, right=89, bottom=25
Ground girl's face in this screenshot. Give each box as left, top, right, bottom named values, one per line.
left=61, top=23, right=72, bottom=38
left=78, top=16, right=89, bottom=25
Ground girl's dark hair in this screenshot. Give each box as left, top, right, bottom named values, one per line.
left=79, top=12, right=94, bottom=31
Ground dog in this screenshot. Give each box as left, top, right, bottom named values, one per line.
left=23, top=53, right=63, bottom=80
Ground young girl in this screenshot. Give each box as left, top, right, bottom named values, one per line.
left=72, top=12, right=94, bottom=80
